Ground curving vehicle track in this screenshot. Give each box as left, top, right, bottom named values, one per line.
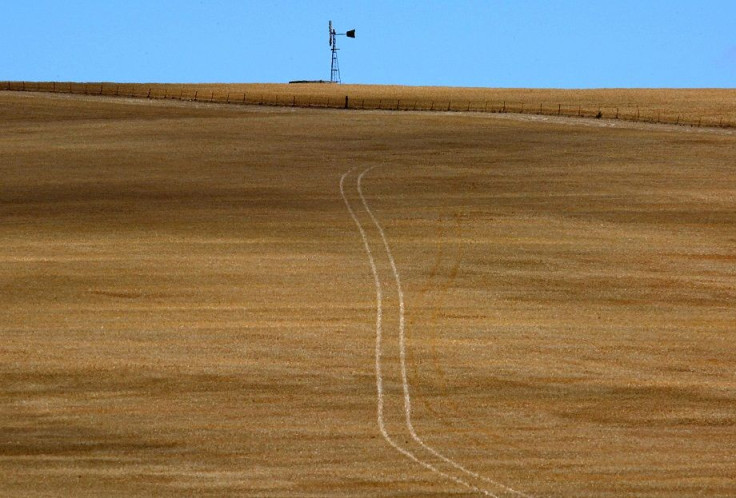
left=341, top=166, right=530, bottom=496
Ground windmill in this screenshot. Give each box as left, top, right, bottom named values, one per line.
left=329, top=20, right=355, bottom=83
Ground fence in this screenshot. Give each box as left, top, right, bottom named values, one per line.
left=2, top=80, right=733, bottom=129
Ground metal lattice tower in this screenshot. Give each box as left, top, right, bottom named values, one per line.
left=329, top=20, right=355, bottom=84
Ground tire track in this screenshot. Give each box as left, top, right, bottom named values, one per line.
left=340, top=169, right=486, bottom=495
left=342, top=166, right=530, bottom=496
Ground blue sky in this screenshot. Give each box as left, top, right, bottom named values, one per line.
left=1, top=0, right=734, bottom=88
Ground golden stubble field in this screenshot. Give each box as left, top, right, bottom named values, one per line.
left=8, top=82, right=736, bottom=128
left=1, top=90, right=735, bottom=496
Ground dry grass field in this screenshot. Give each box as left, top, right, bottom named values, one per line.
left=1, top=89, right=735, bottom=496
left=7, top=82, right=736, bottom=128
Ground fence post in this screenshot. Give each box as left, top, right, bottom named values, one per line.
left=243, top=93, right=247, bottom=104
left=396, top=99, right=400, bottom=110
left=448, top=100, right=451, bottom=111
left=194, top=90, right=198, bottom=101
left=345, top=96, right=349, bottom=109
left=558, top=104, right=561, bottom=115
left=430, top=101, right=435, bottom=111
left=636, top=107, right=640, bottom=121
left=226, top=93, right=230, bottom=104
left=502, top=101, right=506, bottom=112
left=616, top=108, right=619, bottom=119
left=467, top=102, right=471, bottom=111
left=210, top=91, right=214, bottom=102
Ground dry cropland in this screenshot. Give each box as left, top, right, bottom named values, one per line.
left=1, top=87, right=736, bottom=496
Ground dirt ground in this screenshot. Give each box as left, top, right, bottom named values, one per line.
left=1, top=91, right=735, bottom=496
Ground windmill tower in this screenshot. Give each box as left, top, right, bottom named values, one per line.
left=329, top=20, right=355, bottom=83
